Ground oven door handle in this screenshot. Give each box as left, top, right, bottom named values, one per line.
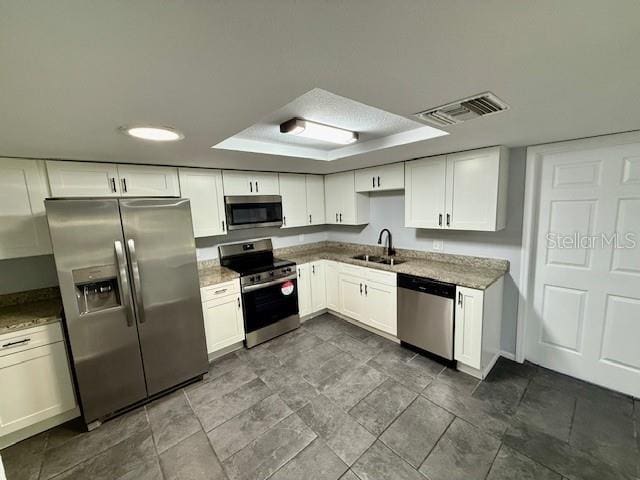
left=242, top=273, right=298, bottom=293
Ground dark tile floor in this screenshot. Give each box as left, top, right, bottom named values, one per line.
left=2, top=313, right=639, bottom=480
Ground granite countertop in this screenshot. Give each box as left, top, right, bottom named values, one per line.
left=198, top=262, right=240, bottom=288
left=276, top=242, right=509, bottom=290
left=0, top=287, right=63, bottom=334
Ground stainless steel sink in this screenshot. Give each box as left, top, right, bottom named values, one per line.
left=351, top=254, right=406, bottom=266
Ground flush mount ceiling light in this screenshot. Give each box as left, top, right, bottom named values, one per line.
left=121, top=126, right=184, bottom=142
left=280, top=118, right=358, bottom=145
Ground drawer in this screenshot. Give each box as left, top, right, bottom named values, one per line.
left=0, top=322, right=64, bottom=357
left=200, top=279, right=240, bottom=302
left=365, top=268, right=396, bottom=286
left=338, top=263, right=368, bottom=278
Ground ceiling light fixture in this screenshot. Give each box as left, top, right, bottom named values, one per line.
left=280, top=118, right=358, bottom=145
left=121, top=126, right=184, bottom=142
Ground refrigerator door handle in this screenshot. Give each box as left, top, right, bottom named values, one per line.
left=127, top=238, right=146, bottom=323
left=114, top=240, right=134, bottom=327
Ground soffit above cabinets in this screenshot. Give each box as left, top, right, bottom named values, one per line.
left=213, top=88, right=447, bottom=161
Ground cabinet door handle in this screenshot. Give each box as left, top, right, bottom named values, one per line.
left=359, top=283, right=363, bottom=295
left=339, top=213, right=342, bottom=223
left=2, top=338, right=31, bottom=348
left=122, top=178, right=128, bottom=193
left=365, top=284, right=368, bottom=296
left=446, top=213, right=451, bottom=227
left=377, top=176, right=380, bottom=187
left=255, top=181, right=259, bottom=192
left=372, top=176, right=375, bottom=188
left=214, top=288, right=227, bottom=294
left=438, top=214, right=443, bottom=227
left=458, top=292, right=463, bottom=306
left=309, top=214, right=312, bottom=224
left=283, top=216, right=286, bottom=226
left=249, top=181, right=253, bottom=193
left=110, top=177, right=117, bottom=193
left=221, top=220, right=225, bottom=232
left=298, top=268, right=301, bottom=278
left=237, top=297, right=241, bottom=309
left=312, top=265, right=315, bottom=274
left=335, top=213, right=338, bottom=222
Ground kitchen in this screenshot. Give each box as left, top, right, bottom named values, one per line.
left=1, top=2, right=639, bottom=480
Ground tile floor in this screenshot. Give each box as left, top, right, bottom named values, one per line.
left=2, top=313, right=639, bottom=480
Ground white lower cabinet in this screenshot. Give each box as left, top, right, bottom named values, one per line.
left=0, top=323, right=77, bottom=445
left=297, top=261, right=326, bottom=317
left=325, top=261, right=340, bottom=311
left=339, top=274, right=366, bottom=322
left=453, top=278, right=504, bottom=378
left=363, top=280, right=397, bottom=336
left=201, top=280, right=244, bottom=355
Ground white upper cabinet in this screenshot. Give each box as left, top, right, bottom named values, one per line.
left=355, top=163, right=404, bottom=192
left=325, top=171, right=369, bottom=225
left=222, top=170, right=279, bottom=196
left=0, top=158, right=52, bottom=259
left=405, top=146, right=509, bottom=231
left=47, top=161, right=179, bottom=198
left=47, top=160, right=120, bottom=197
left=117, top=164, right=180, bottom=197
left=279, top=174, right=308, bottom=228
left=178, top=168, right=226, bottom=237
left=305, top=175, right=325, bottom=225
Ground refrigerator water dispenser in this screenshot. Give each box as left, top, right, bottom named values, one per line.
left=72, top=265, right=121, bottom=314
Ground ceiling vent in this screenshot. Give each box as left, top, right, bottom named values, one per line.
left=415, top=92, right=509, bottom=127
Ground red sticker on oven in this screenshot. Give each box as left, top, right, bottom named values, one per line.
left=281, top=280, right=294, bottom=296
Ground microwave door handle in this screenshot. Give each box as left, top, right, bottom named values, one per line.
left=127, top=238, right=146, bottom=323
left=114, top=240, right=134, bottom=327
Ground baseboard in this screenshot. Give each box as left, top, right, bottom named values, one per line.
left=499, top=350, right=516, bottom=361
left=327, top=310, right=400, bottom=344
left=0, top=407, right=80, bottom=450
left=208, top=341, right=244, bottom=362
left=300, top=308, right=328, bottom=323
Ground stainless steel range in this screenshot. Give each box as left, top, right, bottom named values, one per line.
left=219, top=239, right=299, bottom=347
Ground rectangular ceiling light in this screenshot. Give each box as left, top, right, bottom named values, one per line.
left=280, top=118, right=358, bottom=145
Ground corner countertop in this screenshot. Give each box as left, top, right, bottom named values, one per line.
left=275, top=242, right=509, bottom=290
left=0, top=288, right=63, bottom=335
left=198, top=262, right=240, bottom=288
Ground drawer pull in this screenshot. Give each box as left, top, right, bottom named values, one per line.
left=214, top=288, right=228, bottom=294
left=2, top=338, right=31, bottom=348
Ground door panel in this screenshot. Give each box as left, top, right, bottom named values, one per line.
left=297, top=264, right=312, bottom=317
left=179, top=168, right=226, bottom=237
left=405, top=156, right=446, bottom=229
left=339, top=274, right=365, bottom=321
left=527, top=140, right=640, bottom=397
left=203, top=294, right=244, bottom=354
left=117, top=165, right=179, bottom=197
left=454, top=287, right=483, bottom=370
left=45, top=199, right=147, bottom=422
left=310, top=262, right=327, bottom=312
left=305, top=175, right=325, bottom=225
left=364, top=281, right=397, bottom=335
left=46, top=160, right=119, bottom=197
left=119, top=198, right=208, bottom=396
left=279, top=174, right=307, bottom=228
left=325, top=261, right=340, bottom=311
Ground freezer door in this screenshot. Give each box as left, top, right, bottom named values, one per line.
left=119, top=198, right=208, bottom=395
left=45, top=199, right=147, bottom=423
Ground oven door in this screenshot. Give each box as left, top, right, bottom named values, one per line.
left=241, top=276, right=299, bottom=334
left=225, top=195, right=283, bottom=230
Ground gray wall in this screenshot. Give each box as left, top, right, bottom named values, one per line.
left=326, top=148, right=526, bottom=355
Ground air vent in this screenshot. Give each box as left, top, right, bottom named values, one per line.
left=415, top=92, right=509, bottom=127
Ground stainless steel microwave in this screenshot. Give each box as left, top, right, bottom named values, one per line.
left=224, top=195, right=283, bottom=230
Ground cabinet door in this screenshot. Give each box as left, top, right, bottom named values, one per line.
left=46, top=160, right=120, bottom=197
left=454, top=286, right=484, bottom=369
left=222, top=170, right=253, bottom=195
left=297, top=264, right=312, bottom=317
left=324, top=173, right=340, bottom=224
left=0, top=158, right=52, bottom=259
left=337, top=171, right=357, bottom=224
left=446, top=148, right=501, bottom=231
left=202, top=293, right=244, bottom=354
left=355, top=163, right=404, bottom=192
left=363, top=280, right=397, bottom=335
left=253, top=172, right=279, bottom=195
left=0, top=342, right=76, bottom=437
left=339, top=274, right=365, bottom=321
left=178, top=168, right=226, bottom=237
left=405, top=156, right=447, bottom=229
left=305, top=175, right=325, bottom=225
left=117, top=164, right=180, bottom=197
left=325, top=261, right=340, bottom=311
left=310, top=261, right=327, bottom=312
left=279, top=173, right=308, bottom=228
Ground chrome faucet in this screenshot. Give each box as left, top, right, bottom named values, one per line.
left=377, top=228, right=395, bottom=256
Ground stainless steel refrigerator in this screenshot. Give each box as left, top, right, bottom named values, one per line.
left=45, top=198, right=208, bottom=428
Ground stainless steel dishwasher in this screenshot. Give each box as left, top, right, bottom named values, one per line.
left=397, top=274, right=456, bottom=362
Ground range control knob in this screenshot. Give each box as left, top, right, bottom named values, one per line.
left=269, top=271, right=275, bottom=277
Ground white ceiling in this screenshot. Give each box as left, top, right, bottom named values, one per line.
left=1, top=1, right=639, bottom=174
left=213, top=88, right=447, bottom=160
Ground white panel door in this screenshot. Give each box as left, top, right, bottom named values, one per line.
left=324, top=173, right=341, bottom=224
left=363, top=281, right=397, bottom=335
left=325, top=261, right=340, bottom=311
left=405, top=156, right=447, bottom=229
left=355, top=163, right=404, bottom=192
left=279, top=174, right=308, bottom=228
left=253, top=172, right=279, bottom=195
left=527, top=140, right=640, bottom=397
left=454, top=287, right=484, bottom=370
left=202, top=294, right=244, bottom=354
left=0, top=158, right=52, bottom=259
left=297, top=263, right=312, bottom=317
left=46, top=160, right=120, bottom=197
left=222, top=171, right=253, bottom=195
left=337, top=171, right=356, bottom=224
left=117, top=165, right=179, bottom=197
left=446, top=149, right=500, bottom=231
left=306, top=175, right=325, bottom=225
left=178, top=168, right=226, bottom=237
left=339, top=274, right=365, bottom=321
left=310, top=261, right=327, bottom=312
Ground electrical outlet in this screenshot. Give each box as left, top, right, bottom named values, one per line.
left=433, top=239, right=444, bottom=251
